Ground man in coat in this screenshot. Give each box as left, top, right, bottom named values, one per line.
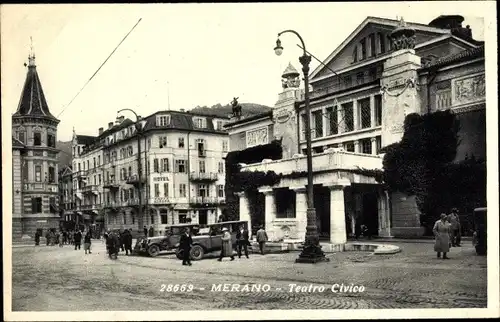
left=143, top=226, right=148, bottom=237
left=236, top=224, right=250, bottom=259
left=255, top=225, right=268, bottom=255
left=123, top=229, right=133, bottom=255
left=448, top=208, right=461, bottom=247
left=179, top=227, right=193, bottom=266
left=218, top=227, right=235, bottom=261
left=74, top=229, right=83, bottom=250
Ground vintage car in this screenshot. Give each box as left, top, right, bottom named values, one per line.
left=175, top=220, right=248, bottom=261
left=134, top=223, right=201, bottom=257
left=472, top=207, right=487, bottom=255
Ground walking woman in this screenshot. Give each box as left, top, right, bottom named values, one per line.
left=217, top=227, right=235, bottom=261
left=433, top=213, right=451, bottom=259
left=84, top=231, right=92, bottom=254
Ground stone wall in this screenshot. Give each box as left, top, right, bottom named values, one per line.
left=390, top=191, right=425, bottom=237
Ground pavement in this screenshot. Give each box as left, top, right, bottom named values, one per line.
left=10, top=240, right=487, bottom=310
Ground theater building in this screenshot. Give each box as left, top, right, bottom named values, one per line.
left=225, top=15, right=485, bottom=243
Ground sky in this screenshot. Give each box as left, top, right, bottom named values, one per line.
left=1, top=2, right=490, bottom=141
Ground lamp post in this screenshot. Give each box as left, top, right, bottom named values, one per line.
left=117, top=108, right=144, bottom=232
left=274, top=30, right=328, bottom=263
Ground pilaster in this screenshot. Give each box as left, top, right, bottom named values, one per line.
left=370, top=95, right=376, bottom=128
left=377, top=189, right=393, bottom=237
left=353, top=99, right=359, bottom=131
left=354, top=140, right=360, bottom=153
left=259, top=187, right=276, bottom=241
left=371, top=137, right=377, bottom=155
left=326, top=178, right=351, bottom=245
left=236, top=192, right=252, bottom=234
left=291, top=186, right=307, bottom=241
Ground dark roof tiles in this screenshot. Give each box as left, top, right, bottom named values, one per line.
left=76, top=135, right=97, bottom=146
left=421, top=45, right=484, bottom=70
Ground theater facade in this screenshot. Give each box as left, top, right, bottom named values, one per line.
left=225, top=15, right=485, bottom=243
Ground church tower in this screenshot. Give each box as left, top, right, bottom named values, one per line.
left=12, top=45, right=61, bottom=239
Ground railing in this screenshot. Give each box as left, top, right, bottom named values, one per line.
left=189, top=196, right=219, bottom=205
left=103, top=201, right=120, bottom=209
left=149, top=197, right=170, bottom=205
left=189, top=172, right=218, bottom=181
left=241, top=149, right=383, bottom=175
left=103, top=178, right=119, bottom=189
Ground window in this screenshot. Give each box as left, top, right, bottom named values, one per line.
left=34, top=132, right=41, bottom=146
left=375, top=136, right=382, bottom=154
left=157, top=115, right=171, bottom=126
left=128, top=146, right=133, bottom=157
left=78, top=163, right=81, bottom=172
left=163, top=183, right=169, bottom=197
left=179, top=184, right=187, bottom=197
left=46, top=133, right=55, bottom=147
left=130, top=188, right=134, bottom=199
left=159, top=136, right=167, bottom=148
left=128, top=167, right=132, bottom=179
left=35, top=165, right=42, bottom=182
left=216, top=120, right=224, bottom=130
left=193, top=117, right=206, bottom=128
left=123, top=213, right=127, bottom=225
left=352, top=46, right=358, bottom=63
left=77, top=146, right=81, bottom=155
left=312, top=110, right=323, bottom=138
left=98, top=156, right=101, bottom=166
left=87, top=160, right=90, bottom=170
left=300, top=114, right=307, bottom=140
left=343, top=75, right=352, bottom=88
left=199, top=160, right=206, bottom=173
left=361, top=138, right=372, bottom=154
left=344, top=141, right=355, bottom=152
left=175, top=160, right=186, bottom=173
left=356, top=72, right=364, bottom=85
left=375, top=95, right=382, bottom=126
left=154, top=184, right=160, bottom=197
left=217, top=185, right=224, bottom=198
left=49, top=197, right=57, bottom=213
left=327, top=106, right=338, bottom=135
left=222, top=140, right=228, bottom=152
left=18, top=132, right=26, bottom=144
left=378, top=32, right=386, bottom=54
left=31, top=197, right=42, bottom=213
left=93, top=157, right=96, bottom=168
left=343, top=102, right=354, bottom=132
left=360, top=38, right=366, bottom=60
left=359, top=97, right=371, bottom=129
left=98, top=174, right=101, bottom=185
left=132, top=213, right=135, bottom=224
left=196, top=139, right=206, bottom=157
left=198, top=184, right=208, bottom=197
left=161, top=158, right=170, bottom=172
left=369, top=67, right=377, bottom=81
left=161, top=212, right=168, bottom=224
left=369, top=33, right=376, bottom=57
left=178, top=137, right=185, bottom=148
left=218, top=161, right=224, bottom=173
left=48, top=166, right=55, bottom=183
left=153, top=159, right=159, bottom=173
left=179, top=211, right=188, bottom=224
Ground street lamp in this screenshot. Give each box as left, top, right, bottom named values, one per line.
left=117, top=108, right=144, bottom=232
left=274, top=30, right=328, bottom=263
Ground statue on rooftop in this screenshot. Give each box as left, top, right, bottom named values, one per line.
left=231, top=97, right=242, bottom=118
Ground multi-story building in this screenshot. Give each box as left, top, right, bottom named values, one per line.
left=72, top=109, right=229, bottom=237
left=58, top=165, right=75, bottom=230
left=11, top=53, right=61, bottom=239
left=225, top=15, right=485, bottom=242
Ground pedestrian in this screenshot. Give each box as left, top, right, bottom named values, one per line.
left=143, top=226, right=148, bottom=238
left=255, top=225, right=268, bottom=255
left=433, top=213, right=451, bottom=259
left=149, top=226, right=155, bottom=237
left=107, top=231, right=120, bottom=259
left=179, top=227, right=193, bottom=266
left=448, top=208, right=461, bottom=247
left=119, top=230, right=125, bottom=252
left=218, top=227, right=235, bottom=261
left=236, top=224, right=250, bottom=259
left=34, top=229, right=41, bottom=246
left=58, top=231, right=63, bottom=247
left=74, top=229, right=82, bottom=250
left=84, top=231, right=92, bottom=254
left=45, top=230, right=50, bottom=246
left=123, top=229, right=133, bottom=255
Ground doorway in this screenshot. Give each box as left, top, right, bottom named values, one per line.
left=313, top=185, right=331, bottom=239
left=362, top=193, right=379, bottom=237
left=199, top=209, right=208, bottom=226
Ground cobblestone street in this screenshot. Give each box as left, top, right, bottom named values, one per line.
left=11, top=241, right=487, bottom=311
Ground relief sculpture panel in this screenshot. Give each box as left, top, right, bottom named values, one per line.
left=273, top=106, right=298, bottom=159
left=453, top=73, right=485, bottom=105
left=246, top=127, right=268, bottom=148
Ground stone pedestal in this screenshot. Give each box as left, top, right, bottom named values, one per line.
left=259, top=187, right=276, bottom=241
left=291, top=186, right=307, bottom=241
left=327, top=179, right=351, bottom=245
left=236, top=192, right=252, bottom=233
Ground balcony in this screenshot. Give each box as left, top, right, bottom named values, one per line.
left=23, top=182, right=58, bottom=193
left=103, top=201, right=120, bottom=210
left=75, top=170, right=88, bottom=180
left=122, top=198, right=140, bottom=207
left=82, top=184, right=99, bottom=195
left=240, top=149, right=382, bottom=176
left=149, top=197, right=170, bottom=205
left=189, top=196, right=219, bottom=206
left=189, top=172, right=218, bottom=182
left=126, top=174, right=146, bottom=186
left=103, top=178, right=120, bottom=190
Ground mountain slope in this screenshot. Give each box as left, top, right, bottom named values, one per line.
left=57, top=140, right=72, bottom=168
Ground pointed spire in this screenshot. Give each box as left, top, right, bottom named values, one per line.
left=28, top=36, right=36, bottom=67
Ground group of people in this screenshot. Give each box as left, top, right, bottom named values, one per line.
left=433, top=208, right=462, bottom=259
left=178, top=224, right=269, bottom=266
left=34, top=228, right=93, bottom=252
left=103, top=229, right=134, bottom=258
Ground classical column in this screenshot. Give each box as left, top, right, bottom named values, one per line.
left=236, top=192, right=252, bottom=235
left=291, top=186, right=307, bottom=240
left=322, top=107, right=328, bottom=137
left=337, top=104, right=344, bottom=134
left=327, top=179, right=351, bottom=245
left=259, top=187, right=276, bottom=241
left=378, top=189, right=393, bottom=237
left=354, top=140, right=360, bottom=153
left=370, top=95, right=376, bottom=128
left=371, top=137, right=377, bottom=155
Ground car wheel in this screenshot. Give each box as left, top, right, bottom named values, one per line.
left=175, top=249, right=184, bottom=260
left=148, top=244, right=160, bottom=257
left=190, top=245, right=205, bottom=261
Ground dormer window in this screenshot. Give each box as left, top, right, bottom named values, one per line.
left=193, top=117, right=206, bottom=128
left=157, top=115, right=171, bottom=127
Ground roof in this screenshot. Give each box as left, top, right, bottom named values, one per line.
left=420, top=45, right=484, bottom=70
left=282, top=62, right=300, bottom=78
left=224, top=111, right=273, bottom=128
left=12, top=56, right=59, bottom=122
left=76, top=135, right=97, bottom=146
left=12, top=137, right=25, bottom=149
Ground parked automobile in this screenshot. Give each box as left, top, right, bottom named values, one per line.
left=175, top=220, right=248, bottom=261
left=134, top=223, right=201, bottom=257
left=472, top=207, right=487, bottom=255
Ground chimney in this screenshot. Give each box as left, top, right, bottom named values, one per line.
left=98, top=127, right=104, bottom=136
left=180, top=108, right=185, bottom=112
left=108, top=122, right=114, bottom=129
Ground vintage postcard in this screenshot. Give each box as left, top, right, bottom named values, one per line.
left=2, top=2, right=498, bottom=321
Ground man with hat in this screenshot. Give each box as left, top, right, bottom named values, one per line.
left=448, top=208, right=461, bottom=247
left=217, top=227, right=235, bottom=261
